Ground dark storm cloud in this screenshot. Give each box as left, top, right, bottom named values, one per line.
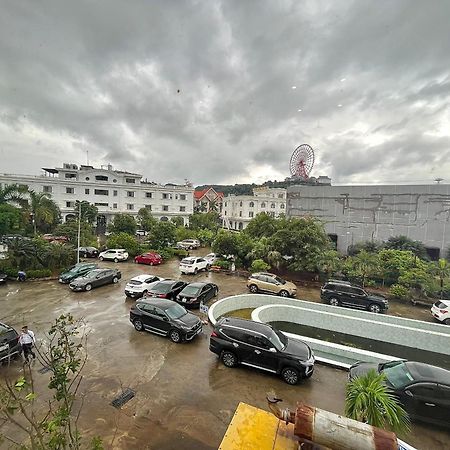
left=0, top=0, right=449, bottom=184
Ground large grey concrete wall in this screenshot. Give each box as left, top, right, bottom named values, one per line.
left=286, top=184, right=450, bottom=255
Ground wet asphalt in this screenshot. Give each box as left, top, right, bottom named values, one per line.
left=0, top=252, right=449, bottom=449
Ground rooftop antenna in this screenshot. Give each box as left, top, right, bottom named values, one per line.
left=86, top=150, right=89, bottom=165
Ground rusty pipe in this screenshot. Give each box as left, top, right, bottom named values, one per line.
left=266, top=394, right=295, bottom=424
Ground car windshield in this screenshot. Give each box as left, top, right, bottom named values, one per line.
left=181, top=285, right=201, bottom=296
left=165, top=304, right=187, bottom=320
left=383, top=362, right=415, bottom=388
left=274, top=276, right=286, bottom=285
left=0, top=324, right=9, bottom=335
left=181, top=258, right=194, bottom=264
left=128, top=280, right=142, bottom=286
left=267, top=329, right=287, bottom=351
left=152, top=283, right=172, bottom=293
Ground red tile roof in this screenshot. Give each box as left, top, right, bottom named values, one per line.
left=194, top=187, right=224, bottom=201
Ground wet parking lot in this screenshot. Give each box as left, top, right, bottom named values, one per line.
left=1, top=255, right=449, bottom=449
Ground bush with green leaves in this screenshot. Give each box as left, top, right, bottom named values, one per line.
left=250, top=259, right=270, bottom=272
left=27, top=269, right=53, bottom=279
left=214, top=260, right=230, bottom=270
left=107, top=213, right=137, bottom=235
left=106, top=232, right=140, bottom=257
left=389, top=284, right=410, bottom=300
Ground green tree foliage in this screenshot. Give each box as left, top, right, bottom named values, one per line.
left=377, top=249, right=417, bottom=286
left=317, top=249, right=343, bottom=279
left=54, top=221, right=96, bottom=247
left=347, top=240, right=382, bottom=256
left=250, top=259, right=270, bottom=272
left=175, top=227, right=196, bottom=243
left=384, top=235, right=428, bottom=259
left=171, top=216, right=185, bottom=227
left=345, top=370, right=410, bottom=434
left=196, top=229, right=215, bottom=246
left=73, top=201, right=98, bottom=225
left=269, top=217, right=332, bottom=272
left=0, top=183, right=28, bottom=207
left=435, top=258, right=450, bottom=299
left=106, top=232, right=140, bottom=256
left=108, top=213, right=137, bottom=235
left=189, top=211, right=220, bottom=231
left=41, top=243, right=76, bottom=270
left=0, top=314, right=103, bottom=449
left=0, top=204, right=25, bottom=235
left=243, top=213, right=279, bottom=240
left=137, top=208, right=158, bottom=232
left=26, top=191, right=61, bottom=234
left=212, top=230, right=240, bottom=256
left=146, top=221, right=176, bottom=249
left=343, top=250, right=379, bottom=287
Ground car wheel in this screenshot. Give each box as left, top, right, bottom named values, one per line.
left=329, top=297, right=340, bottom=307
left=281, top=367, right=299, bottom=385
left=221, top=351, right=238, bottom=367
left=85, top=284, right=92, bottom=291
left=112, top=277, right=118, bottom=284
left=114, top=258, right=118, bottom=263
left=444, top=318, right=450, bottom=325
left=169, top=329, right=182, bottom=343
left=249, top=284, right=258, bottom=293
left=368, top=303, right=381, bottom=313
left=134, top=319, right=144, bottom=331
left=99, top=256, right=104, bottom=261
left=279, top=290, right=289, bottom=297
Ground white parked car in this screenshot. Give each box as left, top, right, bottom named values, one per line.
left=204, top=253, right=219, bottom=264
left=98, top=249, right=129, bottom=262
left=176, top=239, right=201, bottom=250
left=431, top=300, right=450, bottom=325
left=180, top=257, right=210, bottom=275
left=124, top=275, right=164, bottom=299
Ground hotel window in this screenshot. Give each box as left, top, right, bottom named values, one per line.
left=261, top=202, right=266, bottom=208
left=66, top=187, right=74, bottom=194
left=145, top=205, right=152, bottom=210
left=113, top=190, right=118, bottom=196
left=162, top=205, right=169, bottom=211
left=113, top=203, right=118, bottom=209
left=280, top=203, right=285, bottom=209
left=249, top=212, right=254, bottom=218
left=66, top=201, right=73, bottom=208
left=127, top=204, right=134, bottom=210
left=239, top=211, right=242, bottom=217
left=94, top=189, right=108, bottom=196
left=95, top=202, right=108, bottom=207
left=249, top=202, right=254, bottom=208
left=180, top=194, right=186, bottom=200
left=65, top=173, right=76, bottom=179
left=95, top=175, right=108, bottom=181
left=271, top=203, right=275, bottom=208
left=179, top=206, right=186, bottom=212
left=146, top=192, right=152, bottom=198
left=162, top=193, right=170, bottom=199
left=43, top=186, right=52, bottom=193
left=85, top=188, right=90, bottom=194
left=127, top=191, right=135, bottom=197
left=126, top=178, right=136, bottom=184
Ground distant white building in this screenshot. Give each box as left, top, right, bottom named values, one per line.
left=0, top=163, right=194, bottom=229
left=222, top=187, right=287, bottom=230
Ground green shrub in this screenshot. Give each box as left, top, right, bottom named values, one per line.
left=106, top=232, right=140, bottom=257
left=389, top=284, right=410, bottom=300
left=172, top=249, right=189, bottom=259
left=27, top=269, right=52, bottom=279
left=215, top=260, right=230, bottom=270
left=250, top=259, right=270, bottom=273
left=156, top=247, right=175, bottom=261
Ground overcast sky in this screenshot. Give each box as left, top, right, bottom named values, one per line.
left=1, top=1, right=449, bottom=186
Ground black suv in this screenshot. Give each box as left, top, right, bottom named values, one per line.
left=209, top=317, right=314, bottom=385
left=130, top=297, right=202, bottom=343
left=0, top=322, right=21, bottom=362
left=320, top=281, right=388, bottom=313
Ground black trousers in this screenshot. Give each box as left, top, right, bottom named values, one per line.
left=22, top=343, right=35, bottom=361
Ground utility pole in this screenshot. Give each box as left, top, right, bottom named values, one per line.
left=77, top=201, right=82, bottom=264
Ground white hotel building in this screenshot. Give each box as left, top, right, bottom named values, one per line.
left=0, top=163, right=194, bottom=228
left=222, top=187, right=287, bottom=230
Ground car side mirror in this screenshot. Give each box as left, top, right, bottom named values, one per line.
left=269, top=347, right=277, bottom=353
left=405, top=390, right=413, bottom=397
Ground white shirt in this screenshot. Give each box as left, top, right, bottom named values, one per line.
left=19, top=330, right=35, bottom=345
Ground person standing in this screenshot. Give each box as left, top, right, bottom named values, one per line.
left=19, top=326, right=36, bottom=362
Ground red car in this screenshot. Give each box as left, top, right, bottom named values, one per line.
left=134, top=252, right=163, bottom=266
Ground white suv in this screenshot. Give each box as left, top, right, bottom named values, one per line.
left=124, top=275, right=164, bottom=299
left=177, top=239, right=201, bottom=250
left=98, top=249, right=129, bottom=262
left=431, top=300, right=450, bottom=325
left=180, top=257, right=209, bottom=274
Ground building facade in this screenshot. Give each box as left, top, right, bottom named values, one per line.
left=0, top=163, right=194, bottom=228
left=287, top=184, right=450, bottom=258
left=194, top=187, right=224, bottom=213
left=222, top=187, right=287, bottom=230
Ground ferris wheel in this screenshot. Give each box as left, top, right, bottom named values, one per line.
left=290, top=144, right=315, bottom=179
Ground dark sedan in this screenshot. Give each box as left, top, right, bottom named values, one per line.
left=176, top=282, right=218, bottom=307
left=349, top=360, right=450, bottom=428
left=130, top=297, right=202, bottom=343
left=0, top=322, right=21, bottom=362
left=146, top=280, right=187, bottom=300
left=69, top=268, right=121, bottom=292
left=77, top=246, right=99, bottom=258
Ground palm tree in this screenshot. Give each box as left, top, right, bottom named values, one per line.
left=436, top=258, right=450, bottom=299
left=26, top=191, right=60, bottom=235
left=345, top=370, right=410, bottom=434
left=0, top=184, right=27, bottom=207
